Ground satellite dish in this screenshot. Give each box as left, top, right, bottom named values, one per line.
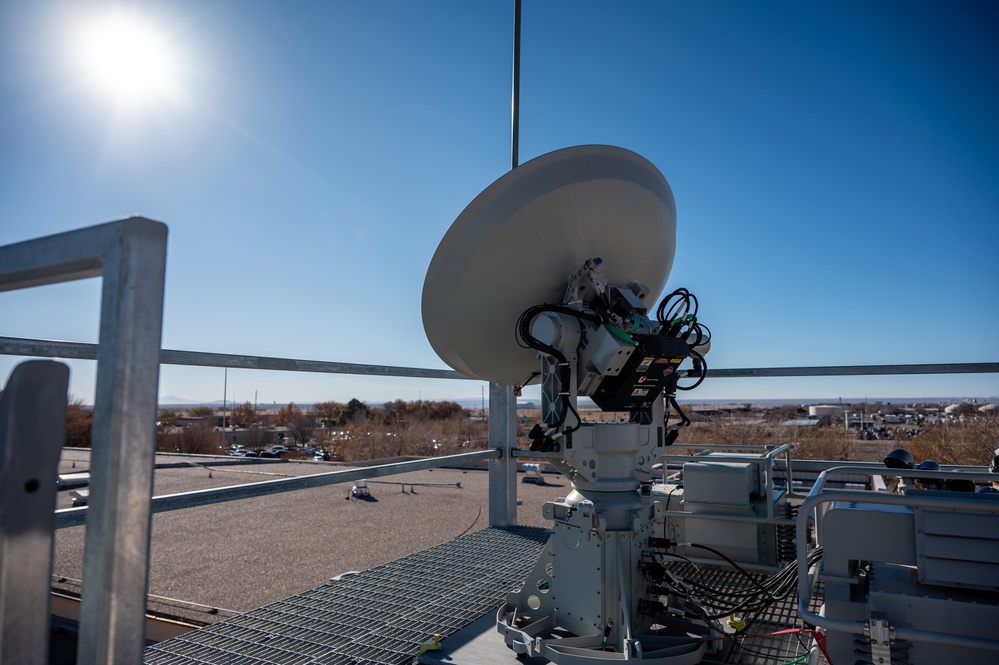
left=422, top=144, right=676, bottom=386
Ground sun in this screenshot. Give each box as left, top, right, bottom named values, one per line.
left=75, top=12, right=178, bottom=105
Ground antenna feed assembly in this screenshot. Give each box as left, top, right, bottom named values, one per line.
left=423, top=146, right=719, bottom=663
left=515, top=257, right=709, bottom=494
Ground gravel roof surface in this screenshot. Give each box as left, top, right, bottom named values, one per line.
left=53, top=450, right=570, bottom=624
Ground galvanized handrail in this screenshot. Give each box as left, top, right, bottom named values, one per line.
left=1, top=218, right=168, bottom=665
left=3, top=335, right=997, bottom=379
left=0, top=336, right=469, bottom=380
left=54, top=449, right=500, bottom=529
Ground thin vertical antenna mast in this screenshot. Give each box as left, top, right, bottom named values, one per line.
left=511, top=0, right=522, bottom=170
left=221, top=367, right=228, bottom=450
left=484, top=0, right=522, bottom=527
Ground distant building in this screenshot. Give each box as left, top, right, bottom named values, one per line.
left=809, top=405, right=847, bottom=419
left=781, top=418, right=821, bottom=427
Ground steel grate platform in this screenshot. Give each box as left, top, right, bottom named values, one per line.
left=143, top=526, right=549, bottom=665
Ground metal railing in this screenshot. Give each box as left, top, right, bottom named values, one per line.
left=5, top=335, right=997, bottom=379
left=2, top=219, right=997, bottom=664
left=52, top=449, right=499, bottom=530
left=1, top=218, right=167, bottom=665
left=796, top=465, right=999, bottom=653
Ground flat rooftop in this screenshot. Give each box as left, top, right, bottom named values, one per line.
left=54, top=449, right=567, bottom=624
left=52, top=449, right=823, bottom=665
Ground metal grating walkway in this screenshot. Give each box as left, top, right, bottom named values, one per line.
left=143, top=526, right=549, bottom=665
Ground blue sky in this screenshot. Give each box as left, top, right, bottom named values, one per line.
left=1, top=1, right=997, bottom=406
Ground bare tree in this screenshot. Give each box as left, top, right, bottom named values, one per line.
left=66, top=396, right=93, bottom=448
left=287, top=411, right=315, bottom=446
left=230, top=401, right=259, bottom=427
left=243, top=424, right=273, bottom=451
left=313, top=400, right=345, bottom=429
left=161, top=422, right=218, bottom=455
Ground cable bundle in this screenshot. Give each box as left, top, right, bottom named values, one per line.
left=643, top=543, right=823, bottom=631
left=656, top=288, right=710, bottom=391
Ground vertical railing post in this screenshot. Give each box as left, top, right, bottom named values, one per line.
left=488, top=383, right=518, bottom=526
left=78, top=220, right=167, bottom=664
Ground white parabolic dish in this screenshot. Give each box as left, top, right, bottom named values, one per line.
left=422, top=144, right=677, bottom=387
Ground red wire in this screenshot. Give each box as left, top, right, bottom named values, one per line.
left=697, top=627, right=833, bottom=665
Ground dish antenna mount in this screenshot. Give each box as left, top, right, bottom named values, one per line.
left=423, top=144, right=712, bottom=663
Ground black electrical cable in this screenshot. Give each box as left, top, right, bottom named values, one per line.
left=677, top=348, right=708, bottom=391
left=656, top=485, right=680, bottom=549
left=656, top=288, right=698, bottom=327
left=516, top=305, right=569, bottom=364
left=521, top=371, right=541, bottom=384
left=644, top=547, right=823, bottom=626
left=667, top=395, right=691, bottom=427
left=678, top=563, right=804, bottom=611
left=516, top=304, right=602, bottom=344
left=516, top=304, right=603, bottom=371
left=665, top=485, right=678, bottom=512
left=515, top=304, right=602, bottom=432
left=664, top=567, right=796, bottom=619
left=688, top=322, right=711, bottom=348
left=654, top=289, right=710, bottom=394
left=563, top=399, right=583, bottom=435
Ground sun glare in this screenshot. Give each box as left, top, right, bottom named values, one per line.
left=75, top=13, right=178, bottom=104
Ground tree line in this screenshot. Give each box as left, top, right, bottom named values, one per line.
left=149, top=398, right=475, bottom=458
left=41, top=392, right=999, bottom=468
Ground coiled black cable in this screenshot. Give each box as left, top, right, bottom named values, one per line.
left=657, top=288, right=698, bottom=328
left=657, top=289, right=709, bottom=392
left=777, top=504, right=798, bottom=563
left=676, top=348, right=708, bottom=391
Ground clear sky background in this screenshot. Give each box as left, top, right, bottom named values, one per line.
left=1, top=0, right=997, bottom=407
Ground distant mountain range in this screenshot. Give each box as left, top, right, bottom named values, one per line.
left=159, top=395, right=204, bottom=405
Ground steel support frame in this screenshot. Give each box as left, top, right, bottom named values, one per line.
left=488, top=383, right=518, bottom=526
left=0, top=218, right=168, bottom=665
